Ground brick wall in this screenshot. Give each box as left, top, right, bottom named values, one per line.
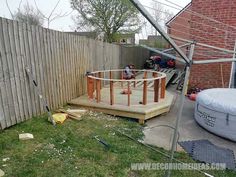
left=167, top=4, right=192, bottom=46
left=189, top=0, right=236, bottom=88
left=167, top=4, right=192, bottom=70
left=168, top=0, right=236, bottom=88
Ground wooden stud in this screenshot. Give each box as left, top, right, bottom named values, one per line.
left=96, top=79, right=101, bottom=103
left=133, top=79, right=136, bottom=88
left=87, top=77, right=94, bottom=99
left=161, top=77, right=166, bottom=99
left=110, top=71, right=114, bottom=105
left=154, top=79, right=159, bottom=102
left=143, top=71, right=148, bottom=105
left=98, top=72, right=102, bottom=89
left=143, top=71, right=147, bottom=78
left=153, top=73, right=159, bottom=102
left=96, top=72, right=101, bottom=102
left=121, top=71, right=124, bottom=88
left=127, top=81, right=131, bottom=106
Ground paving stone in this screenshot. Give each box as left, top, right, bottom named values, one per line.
left=19, top=133, right=34, bottom=140
left=0, top=169, right=5, bottom=176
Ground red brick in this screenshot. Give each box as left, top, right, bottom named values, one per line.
left=167, top=0, right=236, bottom=88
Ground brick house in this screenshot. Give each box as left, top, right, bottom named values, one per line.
left=166, top=3, right=192, bottom=46
left=166, top=0, right=236, bottom=88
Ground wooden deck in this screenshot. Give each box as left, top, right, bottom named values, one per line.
left=68, top=87, right=174, bottom=124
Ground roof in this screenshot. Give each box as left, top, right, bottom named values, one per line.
left=166, top=2, right=192, bottom=26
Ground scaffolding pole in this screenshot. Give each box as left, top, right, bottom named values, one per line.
left=171, top=35, right=235, bottom=54
left=229, top=41, right=236, bottom=88
left=140, top=45, right=186, bottom=64
left=129, top=0, right=190, bottom=65
left=166, top=44, right=195, bottom=177
left=128, top=1, right=235, bottom=177
left=193, top=58, right=236, bottom=64
left=163, top=42, right=191, bottom=53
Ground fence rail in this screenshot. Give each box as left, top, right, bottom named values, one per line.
left=0, top=17, right=149, bottom=129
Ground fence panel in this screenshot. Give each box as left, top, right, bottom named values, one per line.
left=0, top=17, right=149, bottom=129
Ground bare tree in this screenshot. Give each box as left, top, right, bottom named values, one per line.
left=151, top=1, right=163, bottom=35
left=13, top=3, right=44, bottom=26
left=33, top=0, right=73, bottom=28
left=164, top=9, right=174, bottom=23
left=6, top=0, right=73, bottom=28
left=150, top=1, right=174, bottom=35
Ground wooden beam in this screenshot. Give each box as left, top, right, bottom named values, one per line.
left=98, top=72, right=102, bottom=89
left=161, top=77, right=166, bottom=99
left=96, top=72, right=101, bottom=103
left=87, top=77, right=94, bottom=99
left=143, top=71, right=147, bottom=105
left=143, top=71, right=147, bottom=78
left=127, top=81, right=131, bottom=106
left=133, top=79, right=136, bottom=88
left=121, top=71, right=124, bottom=88
left=153, top=73, right=159, bottom=102
left=110, top=71, right=114, bottom=105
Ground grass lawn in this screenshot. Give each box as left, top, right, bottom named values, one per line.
left=0, top=111, right=235, bottom=177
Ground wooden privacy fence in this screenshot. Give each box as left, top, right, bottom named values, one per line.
left=0, top=17, right=149, bottom=130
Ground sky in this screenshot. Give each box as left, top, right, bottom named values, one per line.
left=0, top=0, right=191, bottom=39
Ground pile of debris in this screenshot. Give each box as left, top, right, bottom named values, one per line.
left=50, top=108, right=87, bottom=124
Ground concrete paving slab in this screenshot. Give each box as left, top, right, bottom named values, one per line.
left=143, top=86, right=236, bottom=156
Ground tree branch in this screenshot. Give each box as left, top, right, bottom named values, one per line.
left=5, top=0, right=14, bottom=18
left=33, top=0, right=74, bottom=28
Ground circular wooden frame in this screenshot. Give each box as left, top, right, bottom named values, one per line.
left=86, top=69, right=167, bottom=106
left=87, top=69, right=166, bottom=82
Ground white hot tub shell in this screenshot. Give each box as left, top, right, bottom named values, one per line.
left=194, top=88, right=236, bottom=142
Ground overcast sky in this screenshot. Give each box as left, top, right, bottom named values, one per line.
left=0, top=0, right=191, bottom=38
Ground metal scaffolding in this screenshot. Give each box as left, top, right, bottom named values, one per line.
left=129, top=0, right=236, bottom=176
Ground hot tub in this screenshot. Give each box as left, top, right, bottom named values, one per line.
left=194, top=88, right=236, bottom=141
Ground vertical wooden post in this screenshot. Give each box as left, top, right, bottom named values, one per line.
left=153, top=73, right=159, bottom=102
left=98, top=72, right=102, bottom=89
left=121, top=71, right=124, bottom=88
left=127, top=81, right=131, bottom=106
left=110, top=71, right=114, bottom=105
left=161, top=77, right=166, bottom=99
left=143, top=71, right=147, bottom=105
left=87, top=76, right=94, bottom=99
left=96, top=72, right=101, bottom=103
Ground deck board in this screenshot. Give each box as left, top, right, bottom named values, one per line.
left=68, top=87, right=174, bottom=123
